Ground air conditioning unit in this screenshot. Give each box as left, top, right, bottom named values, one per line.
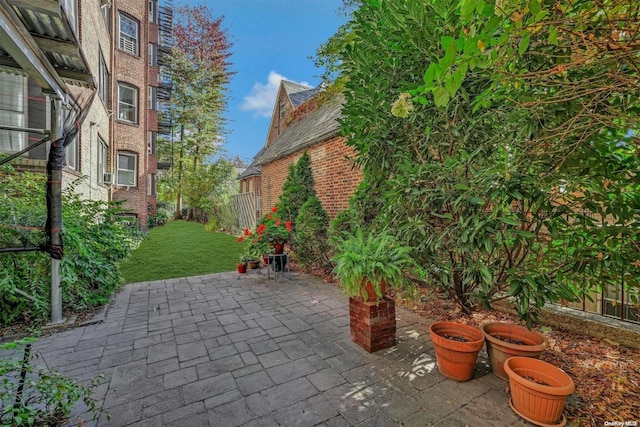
left=103, top=173, right=113, bottom=184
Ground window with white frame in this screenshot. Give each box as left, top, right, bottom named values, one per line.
left=99, top=50, right=109, bottom=105
left=148, top=86, right=157, bottom=110
left=117, top=152, right=137, bottom=186
left=0, top=72, right=26, bottom=152
left=98, top=137, right=107, bottom=183
left=148, top=43, right=157, bottom=67
left=148, top=0, right=158, bottom=23
left=102, top=2, right=111, bottom=30
left=118, top=13, right=139, bottom=56
left=147, top=131, right=156, bottom=154
left=64, top=135, right=78, bottom=170
left=118, top=83, right=137, bottom=122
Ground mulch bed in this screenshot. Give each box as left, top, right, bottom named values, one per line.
left=398, top=286, right=640, bottom=427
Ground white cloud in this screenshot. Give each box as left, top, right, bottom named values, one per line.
left=241, top=71, right=310, bottom=117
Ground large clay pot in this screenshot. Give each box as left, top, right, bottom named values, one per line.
left=481, top=322, right=548, bottom=381
left=272, top=242, right=284, bottom=254
left=429, top=322, right=485, bottom=382
left=504, top=356, right=575, bottom=427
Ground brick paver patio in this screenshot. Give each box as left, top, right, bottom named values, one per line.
left=26, top=270, right=530, bottom=426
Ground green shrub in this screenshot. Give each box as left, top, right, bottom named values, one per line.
left=294, top=196, right=331, bottom=271
left=0, top=166, right=143, bottom=326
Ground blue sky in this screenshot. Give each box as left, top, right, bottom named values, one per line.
left=197, top=0, right=347, bottom=163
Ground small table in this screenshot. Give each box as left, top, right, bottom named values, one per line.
left=267, top=252, right=290, bottom=282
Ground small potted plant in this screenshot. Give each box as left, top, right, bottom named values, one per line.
left=237, top=256, right=250, bottom=274
left=332, top=228, right=414, bottom=301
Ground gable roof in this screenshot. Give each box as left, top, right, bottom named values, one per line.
left=255, top=94, right=344, bottom=166
left=238, top=147, right=264, bottom=179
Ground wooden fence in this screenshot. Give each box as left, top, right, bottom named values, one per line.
left=232, top=192, right=259, bottom=230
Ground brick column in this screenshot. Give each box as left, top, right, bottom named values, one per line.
left=349, top=297, right=396, bottom=353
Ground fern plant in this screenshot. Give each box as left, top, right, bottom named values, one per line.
left=332, top=229, right=415, bottom=301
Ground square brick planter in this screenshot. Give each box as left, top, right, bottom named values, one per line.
left=349, top=296, right=396, bottom=353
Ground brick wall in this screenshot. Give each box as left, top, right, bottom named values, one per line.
left=112, top=0, right=150, bottom=228
left=260, top=136, right=362, bottom=219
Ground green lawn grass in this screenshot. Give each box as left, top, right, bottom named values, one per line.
left=119, top=220, right=244, bottom=283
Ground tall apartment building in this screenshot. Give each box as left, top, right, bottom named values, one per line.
left=0, top=0, right=172, bottom=229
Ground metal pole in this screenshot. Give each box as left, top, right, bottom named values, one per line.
left=49, top=97, right=63, bottom=324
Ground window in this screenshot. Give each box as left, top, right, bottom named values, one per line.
left=117, top=152, right=137, bottom=186
left=148, top=86, right=157, bottom=110
left=118, top=83, right=137, bottom=122
left=604, top=284, right=639, bottom=324
left=147, top=131, right=156, bottom=154
left=118, top=13, right=139, bottom=56
left=149, top=0, right=158, bottom=23
left=101, top=2, right=111, bottom=30
left=99, top=50, right=109, bottom=105
left=148, top=43, right=157, bottom=67
left=0, top=72, right=26, bottom=152
left=147, top=173, right=154, bottom=195
left=64, top=135, right=78, bottom=170
left=98, top=137, right=107, bottom=183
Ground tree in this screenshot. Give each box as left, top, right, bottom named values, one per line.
left=336, top=0, right=639, bottom=325
left=295, top=196, right=331, bottom=271
left=276, top=151, right=315, bottom=225
left=160, top=5, right=233, bottom=220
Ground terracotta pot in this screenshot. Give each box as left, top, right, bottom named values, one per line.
left=362, top=280, right=386, bottom=302
left=504, top=356, right=575, bottom=427
left=481, top=322, right=548, bottom=381
left=237, top=263, right=247, bottom=274
left=272, top=242, right=284, bottom=254
left=429, top=322, right=485, bottom=382
left=247, top=260, right=260, bottom=269
left=262, top=255, right=268, bottom=265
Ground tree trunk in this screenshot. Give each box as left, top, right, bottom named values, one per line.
left=174, top=124, right=185, bottom=220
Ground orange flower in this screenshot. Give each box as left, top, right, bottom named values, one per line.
left=271, top=206, right=278, bottom=213
left=243, top=228, right=250, bottom=236
left=285, top=221, right=292, bottom=232
left=276, top=220, right=281, bottom=227
left=237, top=236, right=244, bottom=243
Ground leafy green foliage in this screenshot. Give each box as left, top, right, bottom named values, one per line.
left=332, top=229, right=415, bottom=301
left=0, top=166, right=143, bottom=327
left=294, top=196, right=331, bottom=271
left=336, top=0, right=639, bottom=325
left=159, top=5, right=233, bottom=220
left=0, top=338, right=103, bottom=426
left=276, top=152, right=316, bottom=226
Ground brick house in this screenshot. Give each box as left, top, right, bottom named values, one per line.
left=239, top=80, right=362, bottom=223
